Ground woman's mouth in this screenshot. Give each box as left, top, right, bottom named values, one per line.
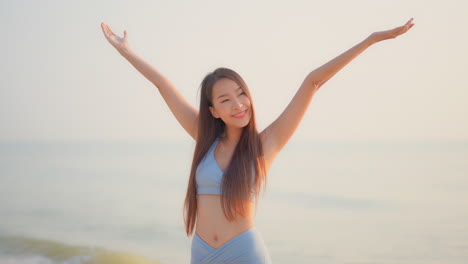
left=232, top=109, right=248, bottom=119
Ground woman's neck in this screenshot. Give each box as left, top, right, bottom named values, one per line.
left=220, top=126, right=243, bottom=147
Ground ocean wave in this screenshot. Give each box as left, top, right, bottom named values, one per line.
left=0, top=235, right=160, bottom=264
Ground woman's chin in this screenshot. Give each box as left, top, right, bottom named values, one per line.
left=225, top=119, right=250, bottom=129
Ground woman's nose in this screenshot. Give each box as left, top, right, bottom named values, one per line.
left=233, top=99, right=243, bottom=109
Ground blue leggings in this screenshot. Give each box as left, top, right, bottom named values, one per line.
left=191, top=226, right=272, bottom=264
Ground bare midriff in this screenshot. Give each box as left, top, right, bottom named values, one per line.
left=195, top=194, right=255, bottom=249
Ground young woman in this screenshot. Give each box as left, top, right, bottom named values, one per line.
left=101, top=18, right=414, bottom=264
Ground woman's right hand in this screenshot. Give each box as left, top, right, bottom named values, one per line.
left=369, top=18, right=415, bottom=43
left=101, top=22, right=130, bottom=55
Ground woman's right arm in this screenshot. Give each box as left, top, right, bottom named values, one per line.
left=101, top=23, right=198, bottom=140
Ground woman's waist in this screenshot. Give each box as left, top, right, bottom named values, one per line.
left=196, top=194, right=255, bottom=243
left=196, top=212, right=255, bottom=231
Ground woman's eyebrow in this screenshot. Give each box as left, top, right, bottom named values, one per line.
left=217, top=86, right=242, bottom=99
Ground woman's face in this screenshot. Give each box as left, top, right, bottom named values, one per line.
left=209, top=78, right=251, bottom=128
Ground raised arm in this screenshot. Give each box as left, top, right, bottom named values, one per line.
left=101, top=23, right=199, bottom=140
left=260, top=18, right=415, bottom=163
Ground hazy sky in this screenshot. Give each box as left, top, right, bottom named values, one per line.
left=1, top=0, right=467, bottom=142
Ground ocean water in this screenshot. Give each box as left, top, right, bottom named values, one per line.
left=0, top=139, right=467, bottom=264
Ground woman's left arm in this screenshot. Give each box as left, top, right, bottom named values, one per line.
left=261, top=18, right=415, bottom=158
left=309, top=18, right=415, bottom=89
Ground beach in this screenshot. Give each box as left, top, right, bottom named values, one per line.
left=1, top=139, right=467, bottom=263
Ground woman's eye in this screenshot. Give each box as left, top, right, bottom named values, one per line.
left=239, top=92, right=246, bottom=96
left=221, top=99, right=229, bottom=103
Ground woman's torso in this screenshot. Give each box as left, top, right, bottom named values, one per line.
left=195, top=137, right=257, bottom=248
left=195, top=194, right=255, bottom=248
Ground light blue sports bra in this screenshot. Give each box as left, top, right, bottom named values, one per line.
left=196, top=137, right=256, bottom=202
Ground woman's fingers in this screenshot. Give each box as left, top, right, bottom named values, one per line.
left=101, top=23, right=112, bottom=41
left=371, top=18, right=415, bottom=42
left=395, top=18, right=415, bottom=36
left=406, top=18, right=414, bottom=25
left=102, top=23, right=113, bottom=39
left=106, top=24, right=117, bottom=37
left=100, top=22, right=130, bottom=53
left=404, top=18, right=415, bottom=31
left=102, top=23, right=112, bottom=38
left=101, top=22, right=107, bottom=36
left=104, top=24, right=113, bottom=37
left=101, top=22, right=120, bottom=48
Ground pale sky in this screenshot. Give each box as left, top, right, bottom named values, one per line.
left=1, top=0, right=467, bottom=142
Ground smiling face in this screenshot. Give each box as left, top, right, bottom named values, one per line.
left=209, top=78, right=252, bottom=128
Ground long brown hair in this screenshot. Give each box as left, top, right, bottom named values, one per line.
left=183, top=67, right=267, bottom=237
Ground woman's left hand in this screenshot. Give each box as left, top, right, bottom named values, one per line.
left=371, top=18, right=415, bottom=43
